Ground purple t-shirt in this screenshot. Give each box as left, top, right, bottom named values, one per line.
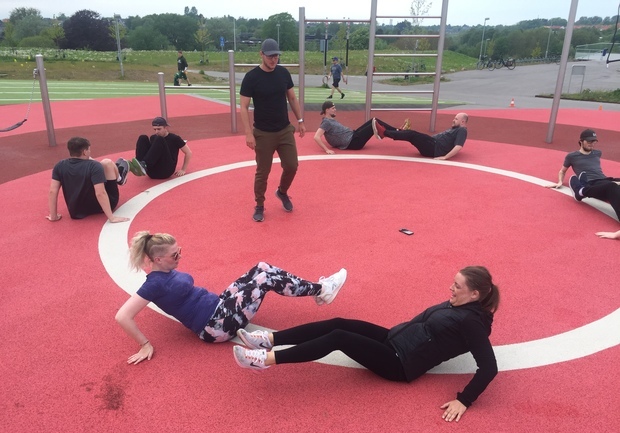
left=137, top=270, right=220, bottom=334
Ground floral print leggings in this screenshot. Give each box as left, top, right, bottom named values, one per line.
left=199, top=262, right=322, bottom=343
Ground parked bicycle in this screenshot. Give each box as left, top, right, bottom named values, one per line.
left=494, top=58, right=516, bottom=70
left=476, top=56, right=495, bottom=71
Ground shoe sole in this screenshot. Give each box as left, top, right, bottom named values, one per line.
left=130, top=158, right=147, bottom=176
left=569, top=176, right=583, bottom=202
left=324, top=268, right=347, bottom=305
left=127, top=158, right=144, bottom=176
left=371, top=118, right=381, bottom=140
left=275, top=190, right=293, bottom=212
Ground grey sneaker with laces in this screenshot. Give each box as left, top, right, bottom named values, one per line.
left=237, top=328, right=273, bottom=350
left=233, top=346, right=269, bottom=372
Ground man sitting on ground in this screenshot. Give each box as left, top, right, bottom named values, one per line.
left=372, top=113, right=469, bottom=160
left=129, top=117, right=192, bottom=179
left=47, top=136, right=130, bottom=223
left=313, top=101, right=409, bottom=154
left=545, top=128, right=620, bottom=240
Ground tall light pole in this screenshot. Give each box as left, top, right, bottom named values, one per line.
left=478, top=17, right=490, bottom=62
left=276, top=23, right=280, bottom=47
left=233, top=17, right=237, bottom=52
left=484, top=38, right=490, bottom=58
left=114, top=14, right=124, bottom=78
left=545, top=26, right=553, bottom=58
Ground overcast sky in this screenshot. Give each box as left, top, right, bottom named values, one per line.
left=0, top=0, right=615, bottom=26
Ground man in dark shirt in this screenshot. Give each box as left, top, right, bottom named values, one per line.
left=373, top=113, right=469, bottom=160
left=239, top=38, right=305, bottom=222
left=174, top=50, right=191, bottom=86
left=47, top=136, right=130, bottom=223
left=130, top=117, right=192, bottom=180
left=546, top=128, right=620, bottom=240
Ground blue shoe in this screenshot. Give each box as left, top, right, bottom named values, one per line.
left=578, top=171, right=589, bottom=186
left=275, top=189, right=293, bottom=212
left=253, top=206, right=264, bottom=222
left=569, top=176, right=583, bottom=202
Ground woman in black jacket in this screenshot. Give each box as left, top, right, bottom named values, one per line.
left=233, top=266, right=500, bottom=422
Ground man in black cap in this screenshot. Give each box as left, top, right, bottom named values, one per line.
left=546, top=128, right=620, bottom=239
left=240, top=38, right=305, bottom=222
left=313, top=101, right=406, bottom=154
left=129, top=117, right=192, bottom=179
left=327, top=57, right=346, bottom=100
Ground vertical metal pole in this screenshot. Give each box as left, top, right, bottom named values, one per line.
left=35, top=54, right=56, bottom=147
left=430, top=0, right=449, bottom=133
left=228, top=50, right=237, bottom=133
left=546, top=0, right=579, bottom=143
left=233, top=18, right=237, bottom=52
left=365, top=0, right=378, bottom=121
left=157, top=72, right=167, bottom=119
left=299, top=7, right=306, bottom=121
left=114, top=14, right=124, bottom=77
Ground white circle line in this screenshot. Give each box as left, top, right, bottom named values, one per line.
left=99, top=155, right=620, bottom=373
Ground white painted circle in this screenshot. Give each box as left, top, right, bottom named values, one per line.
left=99, top=155, right=620, bottom=373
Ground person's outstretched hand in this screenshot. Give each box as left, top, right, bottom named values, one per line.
left=127, top=342, right=154, bottom=365
left=440, top=400, right=467, bottom=422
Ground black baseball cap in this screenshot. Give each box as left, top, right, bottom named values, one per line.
left=580, top=129, right=597, bottom=141
left=261, top=39, right=281, bottom=56
left=321, top=101, right=335, bottom=114
left=152, top=117, right=170, bottom=127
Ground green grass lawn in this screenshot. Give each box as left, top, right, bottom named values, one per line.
left=0, top=78, right=461, bottom=107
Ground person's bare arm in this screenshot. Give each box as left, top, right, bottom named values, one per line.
left=313, top=128, right=334, bottom=154
left=286, top=87, right=306, bottom=138
left=176, top=144, right=192, bottom=176
left=115, top=294, right=154, bottom=365
left=47, top=179, right=62, bottom=221
left=94, top=183, right=129, bottom=223
left=240, top=95, right=256, bottom=150
left=435, top=145, right=463, bottom=161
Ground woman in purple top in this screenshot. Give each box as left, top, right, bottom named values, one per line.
left=115, top=231, right=347, bottom=365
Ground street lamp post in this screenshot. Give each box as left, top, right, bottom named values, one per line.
left=545, top=26, right=553, bottom=58
left=483, top=38, right=490, bottom=58
left=233, top=17, right=237, bottom=52
left=478, top=17, right=490, bottom=62
left=276, top=23, right=280, bottom=47
left=113, top=14, right=124, bottom=78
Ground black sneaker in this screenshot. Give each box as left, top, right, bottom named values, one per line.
left=326, top=95, right=333, bottom=99
left=569, top=176, right=583, bottom=202
left=253, top=206, right=265, bottom=222
left=275, top=189, right=293, bottom=212
left=578, top=171, right=589, bottom=186
left=340, top=93, right=345, bottom=99
left=116, top=158, right=129, bottom=185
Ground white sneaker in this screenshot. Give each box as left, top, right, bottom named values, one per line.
left=233, top=346, right=269, bottom=372
left=237, top=328, right=273, bottom=350
left=316, top=268, right=347, bottom=305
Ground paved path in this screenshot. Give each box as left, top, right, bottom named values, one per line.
left=204, top=58, right=620, bottom=111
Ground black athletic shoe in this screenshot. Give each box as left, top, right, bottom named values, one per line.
left=340, top=93, right=345, bottom=99
left=578, top=171, right=589, bottom=186
left=569, top=176, right=583, bottom=202
left=116, top=158, right=129, bottom=185
left=253, top=206, right=265, bottom=222
left=326, top=95, right=333, bottom=99
left=275, top=189, right=293, bottom=212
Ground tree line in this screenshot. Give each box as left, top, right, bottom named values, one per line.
left=0, top=6, right=617, bottom=62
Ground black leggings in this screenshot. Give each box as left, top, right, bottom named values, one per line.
left=273, top=317, right=407, bottom=382
left=347, top=119, right=397, bottom=150
left=385, top=129, right=437, bottom=157
left=583, top=179, right=620, bottom=220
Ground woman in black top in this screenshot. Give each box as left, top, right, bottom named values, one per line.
left=233, top=266, right=500, bottom=422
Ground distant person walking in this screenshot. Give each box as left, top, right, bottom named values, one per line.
left=327, top=57, right=346, bottom=100
left=174, top=50, right=191, bottom=86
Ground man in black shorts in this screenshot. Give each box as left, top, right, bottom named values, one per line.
left=47, top=137, right=130, bottom=223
